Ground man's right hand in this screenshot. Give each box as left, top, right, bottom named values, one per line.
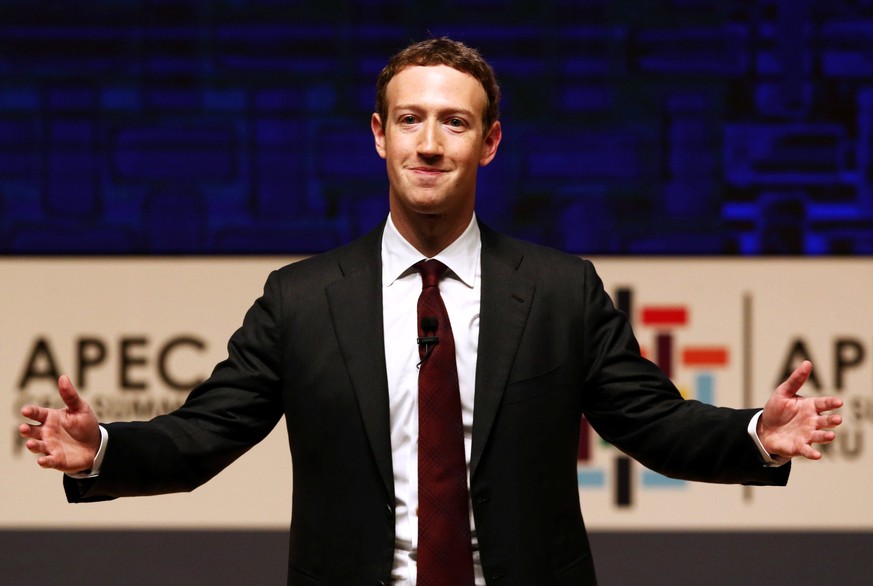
left=19, top=375, right=101, bottom=475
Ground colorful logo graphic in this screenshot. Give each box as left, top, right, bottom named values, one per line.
left=577, top=287, right=730, bottom=507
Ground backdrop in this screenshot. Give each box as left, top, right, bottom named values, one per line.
left=1, top=0, right=872, bottom=255
left=3, top=257, right=870, bottom=530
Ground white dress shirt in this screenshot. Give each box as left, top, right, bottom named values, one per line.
left=381, top=213, right=484, bottom=585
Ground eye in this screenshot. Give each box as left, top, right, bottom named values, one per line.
left=400, top=115, right=416, bottom=125
left=447, top=118, right=465, bottom=128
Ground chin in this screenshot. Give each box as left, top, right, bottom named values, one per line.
left=404, top=195, right=450, bottom=214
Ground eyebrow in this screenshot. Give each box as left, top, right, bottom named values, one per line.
left=392, top=104, right=478, bottom=118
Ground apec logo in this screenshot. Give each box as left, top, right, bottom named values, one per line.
left=11, top=334, right=208, bottom=455
left=576, top=286, right=730, bottom=507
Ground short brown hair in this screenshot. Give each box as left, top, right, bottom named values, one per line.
left=375, top=37, right=501, bottom=135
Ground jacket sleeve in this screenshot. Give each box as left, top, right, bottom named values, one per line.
left=577, top=260, right=789, bottom=486
left=66, top=270, right=286, bottom=502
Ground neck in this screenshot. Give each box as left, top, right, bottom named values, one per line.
left=390, top=210, right=473, bottom=257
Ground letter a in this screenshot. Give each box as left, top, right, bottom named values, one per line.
left=17, top=337, right=62, bottom=389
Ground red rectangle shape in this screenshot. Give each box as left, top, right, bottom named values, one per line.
left=683, top=347, right=729, bottom=366
left=578, top=416, right=590, bottom=462
left=641, top=306, right=687, bottom=326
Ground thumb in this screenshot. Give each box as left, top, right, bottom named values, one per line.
left=58, top=375, right=85, bottom=412
left=778, top=360, right=812, bottom=398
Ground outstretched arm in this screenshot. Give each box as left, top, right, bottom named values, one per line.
left=19, top=375, right=101, bottom=475
left=758, top=360, right=843, bottom=460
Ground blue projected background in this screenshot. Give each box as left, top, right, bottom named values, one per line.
left=1, top=0, right=871, bottom=255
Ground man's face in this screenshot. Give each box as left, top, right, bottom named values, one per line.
left=371, top=64, right=501, bottom=232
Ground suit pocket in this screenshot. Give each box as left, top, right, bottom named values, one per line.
left=501, top=361, right=566, bottom=405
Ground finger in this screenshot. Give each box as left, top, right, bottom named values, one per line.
left=814, top=396, right=844, bottom=412
left=19, top=422, right=42, bottom=440
left=37, top=455, right=58, bottom=469
left=800, top=444, right=822, bottom=460
left=25, top=438, right=47, bottom=455
left=810, top=429, right=837, bottom=444
left=27, top=442, right=62, bottom=470
left=57, top=375, right=84, bottom=412
left=778, top=360, right=812, bottom=397
left=20, top=404, right=48, bottom=424
left=817, top=414, right=842, bottom=429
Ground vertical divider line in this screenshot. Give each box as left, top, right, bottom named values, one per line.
left=743, top=292, right=753, bottom=503
left=614, top=287, right=633, bottom=506
left=616, top=456, right=632, bottom=508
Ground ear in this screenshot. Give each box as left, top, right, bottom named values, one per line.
left=371, top=113, right=387, bottom=160
left=479, top=120, right=502, bottom=167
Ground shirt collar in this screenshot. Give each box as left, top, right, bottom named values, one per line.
left=381, top=213, right=481, bottom=288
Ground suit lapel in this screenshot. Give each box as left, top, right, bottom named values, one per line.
left=471, top=225, right=535, bottom=478
left=325, top=224, right=394, bottom=496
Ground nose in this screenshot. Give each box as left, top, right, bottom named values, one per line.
left=417, top=119, right=443, bottom=158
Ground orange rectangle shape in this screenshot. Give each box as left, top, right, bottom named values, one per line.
left=683, top=347, right=729, bottom=366
left=641, top=306, right=688, bottom=326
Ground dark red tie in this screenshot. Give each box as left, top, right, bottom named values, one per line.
left=415, top=259, right=475, bottom=586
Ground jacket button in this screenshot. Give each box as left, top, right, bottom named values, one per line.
left=384, top=503, right=393, bottom=518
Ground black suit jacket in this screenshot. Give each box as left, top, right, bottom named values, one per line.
left=66, top=222, right=789, bottom=585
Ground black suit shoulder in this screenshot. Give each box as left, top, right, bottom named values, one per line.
left=269, top=221, right=384, bottom=292
left=479, top=222, right=597, bottom=283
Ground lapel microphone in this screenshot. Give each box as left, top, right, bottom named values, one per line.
left=417, top=316, right=439, bottom=364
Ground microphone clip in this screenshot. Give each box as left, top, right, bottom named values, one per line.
left=417, top=316, right=439, bottom=366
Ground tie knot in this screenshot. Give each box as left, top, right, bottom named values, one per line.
left=415, top=259, right=448, bottom=289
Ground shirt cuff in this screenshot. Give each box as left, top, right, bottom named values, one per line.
left=65, top=425, right=108, bottom=479
left=748, top=411, right=789, bottom=467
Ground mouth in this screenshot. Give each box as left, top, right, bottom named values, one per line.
left=409, top=166, right=448, bottom=177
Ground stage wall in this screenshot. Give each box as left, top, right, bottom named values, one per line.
left=2, top=257, right=869, bottom=530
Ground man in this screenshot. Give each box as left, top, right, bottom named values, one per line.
left=20, top=38, right=842, bottom=585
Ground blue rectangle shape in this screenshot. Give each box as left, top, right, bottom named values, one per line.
left=560, top=86, right=611, bottom=112
left=101, top=87, right=141, bottom=110
left=577, top=469, right=605, bottom=488
left=696, top=372, right=714, bottom=405
left=203, top=88, right=246, bottom=111
left=256, top=119, right=303, bottom=148
left=642, top=470, right=686, bottom=488
left=0, top=88, right=39, bottom=110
